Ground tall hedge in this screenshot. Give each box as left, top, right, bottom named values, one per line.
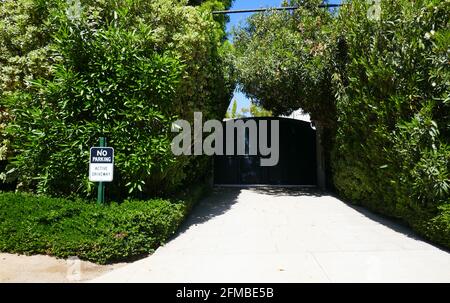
left=1, top=0, right=235, bottom=199
left=0, top=0, right=57, bottom=185
left=333, top=0, right=449, bottom=247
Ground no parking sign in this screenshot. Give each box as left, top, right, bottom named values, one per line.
left=89, top=147, right=114, bottom=182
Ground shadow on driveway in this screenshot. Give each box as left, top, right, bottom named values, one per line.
left=175, top=186, right=448, bottom=254
left=176, top=187, right=241, bottom=234
left=345, top=202, right=450, bottom=253
left=248, top=186, right=325, bottom=197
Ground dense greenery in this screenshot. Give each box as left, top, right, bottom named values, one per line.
left=232, top=0, right=338, bottom=189
left=242, top=103, right=273, bottom=118
left=0, top=0, right=57, bottom=184
left=0, top=0, right=230, bottom=263
left=233, top=0, right=449, bottom=248
left=333, top=0, right=449, bottom=248
left=1, top=0, right=234, bottom=199
left=0, top=186, right=206, bottom=263
left=233, top=0, right=336, bottom=126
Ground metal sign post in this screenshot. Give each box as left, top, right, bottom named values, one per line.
left=97, top=137, right=106, bottom=205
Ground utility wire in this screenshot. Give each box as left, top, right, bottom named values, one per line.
left=212, top=3, right=343, bottom=15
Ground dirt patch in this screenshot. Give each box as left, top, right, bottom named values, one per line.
left=0, top=253, right=126, bottom=283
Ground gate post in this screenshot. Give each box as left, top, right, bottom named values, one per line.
left=315, top=121, right=326, bottom=190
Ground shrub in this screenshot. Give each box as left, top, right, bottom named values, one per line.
left=1, top=0, right=234, bottom=199
left=332, top=0, right=449, bottom=247
left=0, top=186, right=207, bottom=264
left=419, top=204, right=450, bottom=248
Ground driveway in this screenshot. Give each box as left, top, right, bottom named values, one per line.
left=91, top=187, right=450, bottom=282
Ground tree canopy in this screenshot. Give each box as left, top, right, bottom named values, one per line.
left=233, top=0, right=337, bottom=125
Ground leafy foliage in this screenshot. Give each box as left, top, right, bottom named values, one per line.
left=224, top=99, right=241, bottom=118
left=188, top=0, right=232, bottom=7
left=0, top=0, right=55, bottom=94
left=233, top=0, right=336, bottom=125
left=2, top=0, right=234, bottom=199
left=246, top=103, right=273, bottom=117
left=332, top=0, right=449, bottom=247
left=0, top=0, right=58, bottom=186
left=224, top=100, right=272, bottom=118
left=0, top=186, right=207, bottom=263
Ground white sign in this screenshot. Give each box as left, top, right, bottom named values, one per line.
left=89, top=147, right=114, bottom=182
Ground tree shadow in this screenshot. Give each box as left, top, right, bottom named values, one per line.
left=174, top=185, right=324, bottom=237
left=175, top=186, right=242, bottom=235
left=170, top=185, right=450, bottom=254
left=247, top=186, right=325, bottom=197
left=344, top=201, right=450, bottom=253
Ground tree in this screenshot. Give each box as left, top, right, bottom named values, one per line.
left=225, top=99, right=239, bottom=118
left=225, top=101, right=272, bottom=118
left=233, top=0, right=337, bottom=126
left=231, top=99, right=238, bottom=118
left=188, top=0, right=232, bottom=8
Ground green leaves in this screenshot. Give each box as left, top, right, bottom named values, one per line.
left=0, top=191, right=192, bottom=263
left=233, top=0, right=336, bottom=125
left=3, top=0, right=234, bottom=199
left=332, top=0, right=449, bottom=248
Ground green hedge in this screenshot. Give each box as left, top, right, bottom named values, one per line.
left=0, top=0, right=234, bottom=200
left=421, top=204, right=450, bottom=248
left=332, top=0, right=449, bottom=248
left=0, top=186, right=207, bottom=264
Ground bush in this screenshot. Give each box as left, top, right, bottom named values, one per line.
left=419, top=204, right=450, bottom=248
left=332, top=0, right=449, bottom=247
left=0, top=186, right=207, bottom=264
left=0, top=0, right=60, bottom=188
left=1, top=0, right=234, bottom=199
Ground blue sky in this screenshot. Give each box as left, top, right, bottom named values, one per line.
left=225, top=0, right=341, bottom=113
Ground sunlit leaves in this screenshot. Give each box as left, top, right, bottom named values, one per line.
left=4, top=0, right=234, bottom=199
left=233, top=0, right=336, bottom=125
left=332, top=0, right=449, bottom=247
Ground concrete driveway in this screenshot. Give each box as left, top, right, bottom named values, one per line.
left=91, top=187, right=450, bottom=282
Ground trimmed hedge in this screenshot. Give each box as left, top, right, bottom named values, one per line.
left=0, top=186, right=207, bottom=264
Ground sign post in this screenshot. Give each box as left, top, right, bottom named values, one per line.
left=89, top=137, right=114, bottom=205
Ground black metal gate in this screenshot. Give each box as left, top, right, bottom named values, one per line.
left=214, top=117, right=316, bottom=186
